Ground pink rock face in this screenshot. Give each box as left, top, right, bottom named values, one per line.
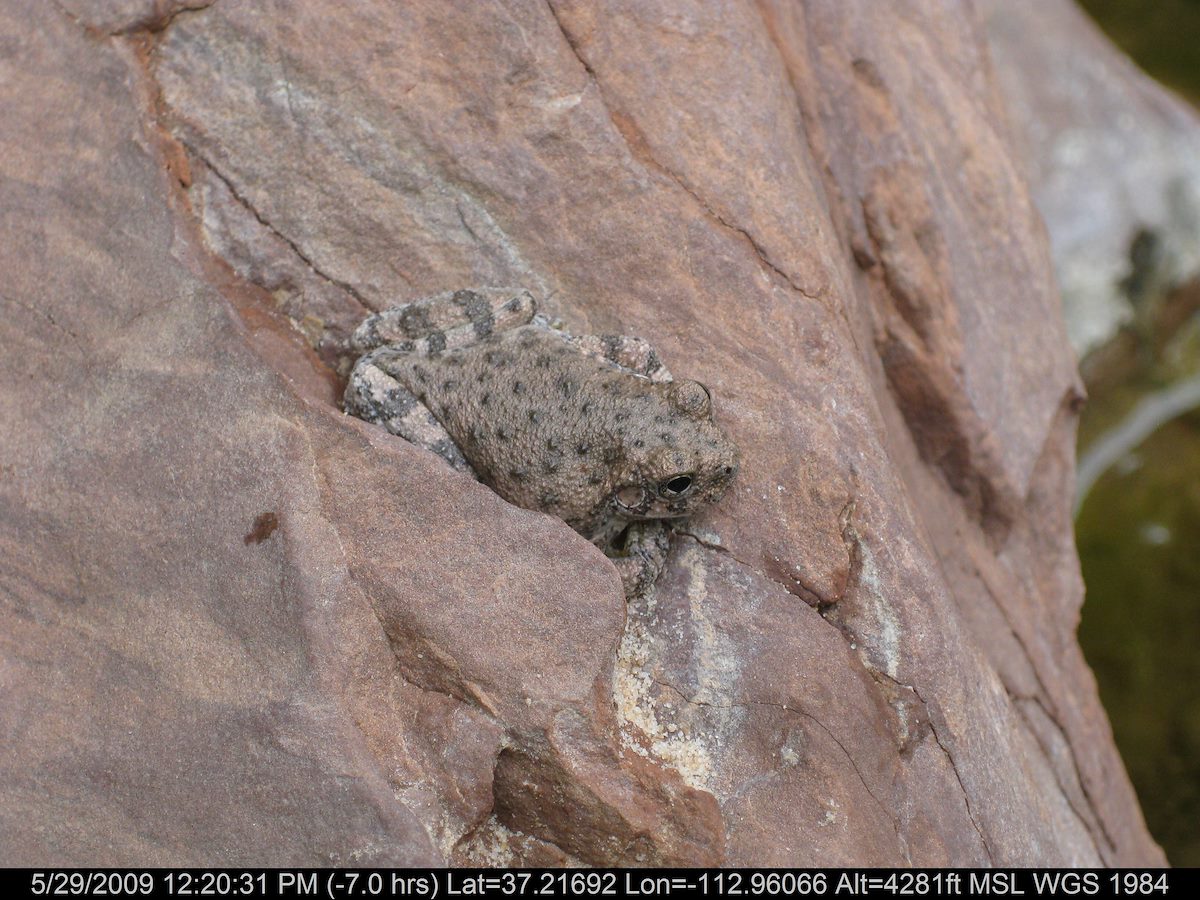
left=0, top=0, right=1164, bottom=865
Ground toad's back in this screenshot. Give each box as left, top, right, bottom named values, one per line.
left=387, top=326, right=717, bottom=535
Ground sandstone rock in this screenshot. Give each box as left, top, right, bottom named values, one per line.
left=0, top=0, right=1163, bottom=865
left=981, top=0, right=1200, bottom=356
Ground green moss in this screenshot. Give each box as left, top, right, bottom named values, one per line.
left=1078, top=0, right=1200, bottom=106
left=1054, top=0, right=1200, bottom=864
left=1077, top=391, right=1200, bottom=864
left=1075, top=241, right=1200, bottom=863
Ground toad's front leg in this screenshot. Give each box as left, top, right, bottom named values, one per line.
left=562, top=333, right=674, bottom=383
left=609, top=519, right=672, bottom=599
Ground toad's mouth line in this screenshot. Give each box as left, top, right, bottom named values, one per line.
left=617, top=505, right=694, bottom=520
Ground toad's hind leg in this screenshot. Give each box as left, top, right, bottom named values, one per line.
left=350, top=288, right=536, bottom=355
left=564, top=333, right=673, bottom=383
left=344, top=348, right=473, bottom=473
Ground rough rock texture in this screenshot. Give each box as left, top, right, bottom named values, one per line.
left=1, top=0, right=1164, bottom=865
left=981, top=0, right=1200, bottom=357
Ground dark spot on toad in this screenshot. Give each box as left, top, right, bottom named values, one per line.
left=399, top=306, right=432, bottom=337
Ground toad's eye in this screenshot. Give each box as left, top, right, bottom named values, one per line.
left=660, top=474, right=693, bottom=497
